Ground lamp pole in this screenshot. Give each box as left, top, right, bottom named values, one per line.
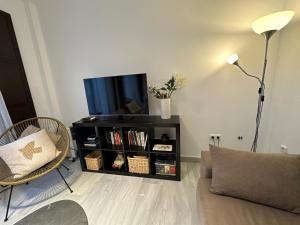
left=228, top=11, right=294, bottom=152
left=233, top=30, right=275, bottom=152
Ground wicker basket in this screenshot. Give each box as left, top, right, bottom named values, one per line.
left=84, top=151, right=102, bottom=171
left=127, top=156, right=149, bottom=174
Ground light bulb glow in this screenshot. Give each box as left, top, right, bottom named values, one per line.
left=227, top=54, right=239, bottom=64
left=251, top=11, right=295, bottom=34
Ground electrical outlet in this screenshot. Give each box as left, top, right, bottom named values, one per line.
left=280, top=145, right=288, bottom=154
left=209, top=134, right=222, bottom=143
left=209, top=134, right=215, bottom=139
left=209, top=134, right=222, bottom=138
left=215, top=134, right=221, bottom=139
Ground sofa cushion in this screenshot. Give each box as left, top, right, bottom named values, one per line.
left=197, top=178, right=300, bottom=225
left=210, top=145, right=300, bottom=214
left=0, top=129, right=58, bottom=178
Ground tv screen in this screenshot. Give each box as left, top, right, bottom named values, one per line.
left=84, top=74, right=149, bottom=115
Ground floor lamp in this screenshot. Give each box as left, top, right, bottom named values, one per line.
left=227, top=11, right=294, bottom=152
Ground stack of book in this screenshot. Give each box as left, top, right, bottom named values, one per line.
left=83, top=135, right=100, bottom=148
left=127, top=130, right=148, bottom=150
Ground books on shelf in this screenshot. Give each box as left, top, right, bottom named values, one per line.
left=127, top=130, right=148, bottom=150
left=152, top=144, right=172, bottom=152
left=107, top=130, right=123, bottom=146
left=84, top=135, right=100, bottom=147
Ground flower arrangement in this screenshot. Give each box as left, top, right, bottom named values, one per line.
left=149, top=74, right=186, bottom=99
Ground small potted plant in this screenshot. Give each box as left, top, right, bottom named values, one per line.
left=149, top=74, right=186, bottom=119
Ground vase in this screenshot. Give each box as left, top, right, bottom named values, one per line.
left=160, top=98, right=171, bottom=119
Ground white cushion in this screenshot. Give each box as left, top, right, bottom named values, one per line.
left=19, top=125, right=41, bottom=138
left=19, top=125, right=62, bottom=145
left=0, top=129, right=58, bottom=178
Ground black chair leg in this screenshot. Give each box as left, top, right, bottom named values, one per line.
left=61, top=163, right=70, bottom=171
left=4, top=185, right=13, bottom=222
left=56, top=168, right=73, bottom=193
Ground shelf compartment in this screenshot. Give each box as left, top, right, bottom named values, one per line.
left=155, top=160, right=176, bottom=176
left=102, top=150, right=126, bottom=172
left=123, top=127, right=148, bottom=152
left=100, top=127, right=124, bottom=150
left=149, top=139, right=176, bottom=154
left=150, top=154, right=177, bottom=176
left=126, top=152, right=149, bottom=174
left=74, top=126, right=98, bottom=146
left=79, top=149, right=103, bottom=172
left=84, top=151, right=103, bottom=171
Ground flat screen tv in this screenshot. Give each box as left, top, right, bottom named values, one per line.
left=84, top=73, right=149, bottom=115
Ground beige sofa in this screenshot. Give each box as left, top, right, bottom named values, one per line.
left=197, top=151, right=300, bottom=225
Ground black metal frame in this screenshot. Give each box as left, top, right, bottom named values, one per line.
left=4, top=186, right=13, bottom=222
left=56, top=168, right=73, bottom=193
left=3, top=166, right=73, bottom=222
left=61, top=163, right=70, bottom=171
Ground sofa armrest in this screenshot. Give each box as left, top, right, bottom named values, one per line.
left=201, top=151, right=212, bottom=178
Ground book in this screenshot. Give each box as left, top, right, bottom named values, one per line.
left=84, top=143, right=98, bottom=147
left=152, top=144, right=172, bottom=152
left=87, top=135, right=98, bottom=141
left=83, top=140, right=99, bottom=147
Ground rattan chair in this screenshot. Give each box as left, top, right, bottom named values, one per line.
left=0, top=117, right=73, bottom=222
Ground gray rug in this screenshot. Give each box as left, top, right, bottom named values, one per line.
left=14, top=200, right=88, bottom=225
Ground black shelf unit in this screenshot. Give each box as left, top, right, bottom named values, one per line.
left=72, top=115, right=181, bottom=181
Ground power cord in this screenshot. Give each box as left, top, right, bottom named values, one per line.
left=216, top=136, right=220, bottom=147
left=211, top=136, right=216, bottom=146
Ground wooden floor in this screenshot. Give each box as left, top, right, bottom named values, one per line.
left=0, top=160, right=200, bottom=225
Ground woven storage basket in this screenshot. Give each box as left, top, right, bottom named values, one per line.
left=127, top=156, right=149, bottom=174
left=85, top=151, right=102, bottom=171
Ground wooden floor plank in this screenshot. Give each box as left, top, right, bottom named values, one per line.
left=0, top=161, right=200, bottom=225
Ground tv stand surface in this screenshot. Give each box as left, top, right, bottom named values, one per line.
left=72, top=115, right=181, bottom=181
left=95, top=115, right=135, bottom=122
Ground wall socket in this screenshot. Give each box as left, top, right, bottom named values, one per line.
left=280, top=145, right=288, bottom=154
left=209, top=134, right=221, bottom=139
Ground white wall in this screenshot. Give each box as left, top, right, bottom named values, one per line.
left=264, top=18, right=300, bottom=154
left=25, top=0, right=291, bottom=157
left=0, top=0, right=56, bottom=117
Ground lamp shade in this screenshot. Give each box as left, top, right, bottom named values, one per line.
left=251, top=11, right=295, bottom=34
left=227, top=54, right=239, bottom=64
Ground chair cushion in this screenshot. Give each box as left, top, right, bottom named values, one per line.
left=0, top=129, right=58, bottom=178
left=19, top=125, right=41, bottom=138
left=20, top=125, right=62, bottom=145
left=209, top=145, right=300, bottom=214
